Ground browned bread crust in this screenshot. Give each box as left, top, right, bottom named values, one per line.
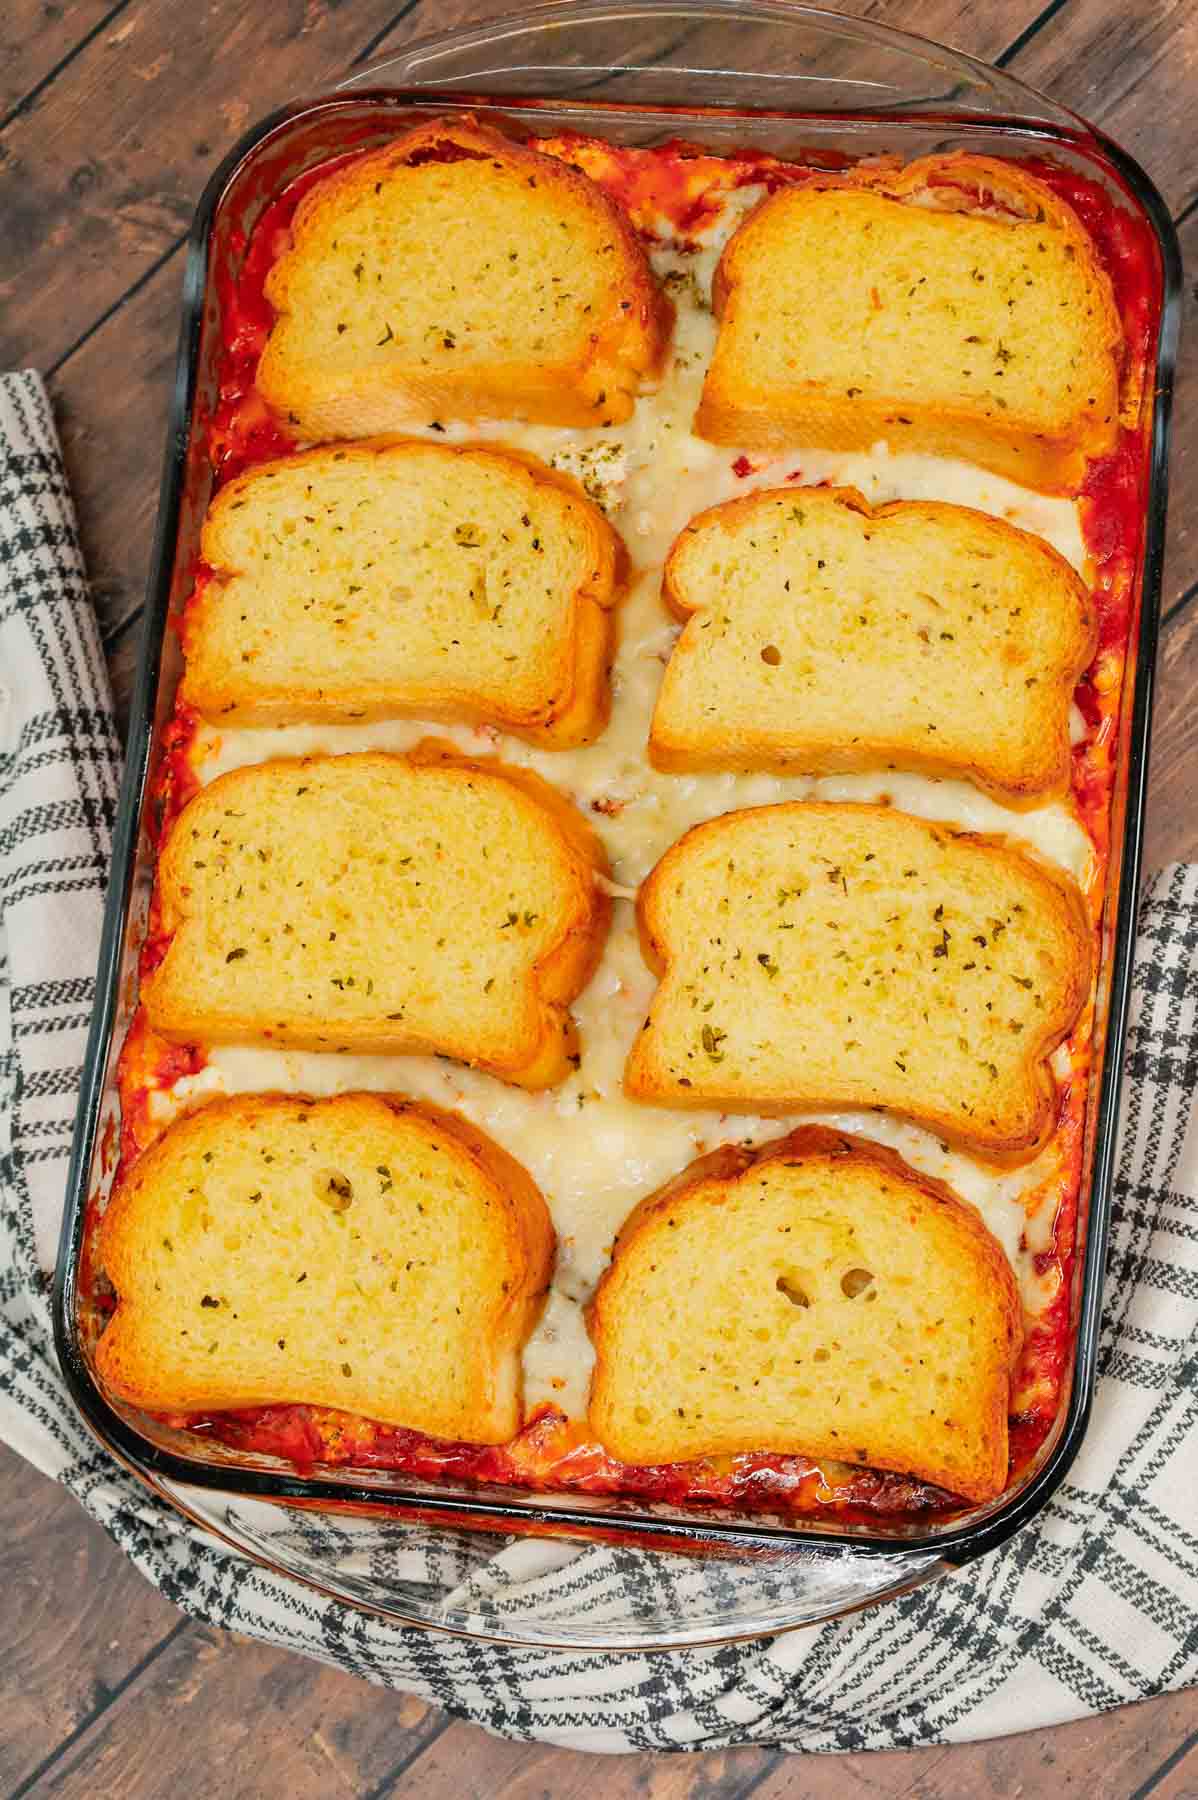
left=624, top=801, right=1090, bottom=1160
left=97, top=1091, right=554, bottom=1441
left=696, top=153, right=1123, bottom=492
left=650, top=484, right=1096, bottom=802
left=588, top=1125, right=1021, bottom=1501
left=142, top=745, right=611, bottom=1088
left=257, top=114, right=671, bottom=438
left=180, top=439, right=625, bottom=744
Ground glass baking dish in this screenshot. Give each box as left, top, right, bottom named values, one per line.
left=53, top=0, right=1181, bottom=1649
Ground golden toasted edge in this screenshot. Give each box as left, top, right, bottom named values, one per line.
left=471, top=447, right=627, bottom=746
left=257, top=112, right=672, bottom=430
left=179, top=439, right=627, bottom=745
left=624, top=802, right=1092, bottom=1161
left=403, top=738, right=614, bottom=1029
left=587, top=1123, right=1022, bottom=1500
left=698, top=152, right=1124, bottom=490
left=141, top=746, right=612, bottom=1088
left=96, top=1090, right=555, bottom=1438
left=651, top=484, right=1098, bottom=802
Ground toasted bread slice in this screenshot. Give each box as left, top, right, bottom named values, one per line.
left=257, top=114, right=670, bottom=438
left=142, top=746, right=610, bottom=1087
left=96, top=1092, right=554, bottom=1441
left=696, top=154, right=1122, bottom=491
left=650, top=485, right=1096, bottom=801
left=588, top=1126, right=1020, bottom=1500
left=624, top=803, right=1090, bottom=1159
left=179, top=441, right=624, bottom=745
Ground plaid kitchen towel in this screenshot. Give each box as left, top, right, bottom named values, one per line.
left=1, top=367, right=1195, bottom=1753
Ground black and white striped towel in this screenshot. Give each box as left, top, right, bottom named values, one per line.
left=1, top=369, right=1195, bottom=1752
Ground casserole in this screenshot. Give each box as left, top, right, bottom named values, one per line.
left=53, top=0, right=1181, bottom=1648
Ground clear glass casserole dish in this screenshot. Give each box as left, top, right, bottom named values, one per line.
left=53, top=0, right=1181, bottom=1649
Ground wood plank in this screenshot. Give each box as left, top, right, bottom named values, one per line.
left=1143, top=596, right=1198, bottom=871
left=1006, top=0, right=1198, bottom=214
left=1140, top=1729, right=1198, bottom=1800
left=4, top=1419, right=1191, bottom=1800
left=744, top=1690, right=1198, bottom=1800
left=378, top=1722, right=960, bottom=1799
left=725, top=1707, right=1182, bottom=1800
left=380, top=1724, right=778, bottom=1799
left=0, top=1443, right=181, bottom=1792
left=1145, top=215, right=1198, bottom=876
left=340, top=1691, right=1198, bottom=1798
left=106, top=621, right=145, bottom=732
left=29, top=1608, right=444, bottom=1799
left=0, top=0, right=124, bottom=122
left=51, top=255, right=182, bottom=652
left=0, top=0, right=461, bottom=372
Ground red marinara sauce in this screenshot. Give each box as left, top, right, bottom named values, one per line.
left=123, top=137, right=1158, bottom=1518
left=115, top=1010, right=206, bottom=1176
left=206, top=148, right=376, bottom=487
left=1003, top=156, right=1160, bottom=1465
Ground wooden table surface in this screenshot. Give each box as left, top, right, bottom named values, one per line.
left=3, top=0, right=1196, bottom=1792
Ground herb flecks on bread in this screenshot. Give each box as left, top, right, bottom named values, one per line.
left=697, top=154, right=1122, bottom=492
left=257, top=114, right=671, bottom=438
left=142, top=747, right=611, bottom=1088
left=625, top=802, right=1090, bottom=1160
left=588, top=1125, right=1021, bottom=1501
left=97, top=1092, right=554, bottom=1442
left=651, top=485, right=1096, bottom=801
left=182, top=440, right=624, bottom=745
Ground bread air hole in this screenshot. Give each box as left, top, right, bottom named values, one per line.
left=841, top=1267, right=875, bottom=1298
left=776, top=1274, right=810, bottom=1308
left=317, top=1171, right=354, bottom=1212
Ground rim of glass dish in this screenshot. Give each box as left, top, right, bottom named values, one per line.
left=340, top=0, right=1080, bottom=128
left=52, top=1, right=1182, bottom=1648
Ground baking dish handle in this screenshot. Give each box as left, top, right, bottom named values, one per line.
left=152, top=1476, right=950, bottom=1650
left=336, top=0, right=1086, bottom=136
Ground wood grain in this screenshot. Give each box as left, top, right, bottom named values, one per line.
left=1011, top=0, right=1198, bottom=213
left=0, top=0, right=555, bottom=373
left=2, top=1441, right=1192, bottom=1800
left=50, top=262, right=179, bottom=648
left=0, top=0, right=126, bottom=121
left=3, top=0, right=1197, bottom=1795
left=0, top=1444, right=180, bottom=1793
left=1153, top=208, right=1197, bottom=629
left=381, top=1726, right=779, bottom=1798
left=1144, top=598, right=1198, bottom=871
left=28, top=1622, right=445, bottom=1799
left=749, top=1692, right=1198, bottom=1800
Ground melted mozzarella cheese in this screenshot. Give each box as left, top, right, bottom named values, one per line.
left=163, top=191, right=1093, bottom=1421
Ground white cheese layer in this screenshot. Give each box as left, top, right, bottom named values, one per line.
left=160, top=189, right=1092, bottom=1423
